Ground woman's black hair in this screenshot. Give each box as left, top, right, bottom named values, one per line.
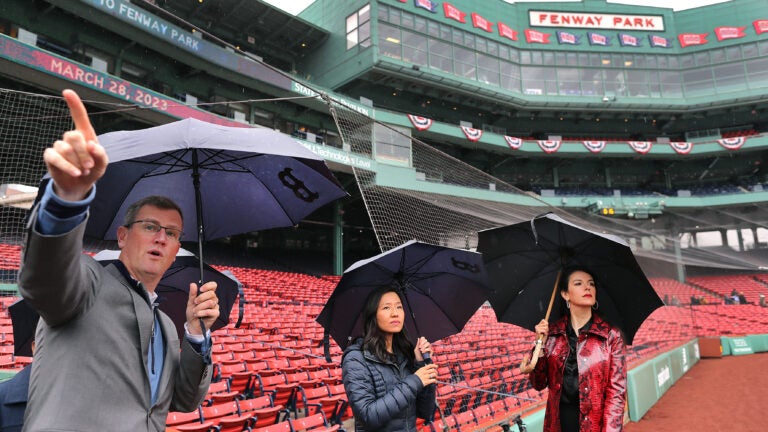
left=558, top=266, right=595, bottom=293
left=361, top=285, right=415, bottom=363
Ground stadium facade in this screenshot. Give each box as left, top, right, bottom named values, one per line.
left=1, top=0, right=767, bottom=277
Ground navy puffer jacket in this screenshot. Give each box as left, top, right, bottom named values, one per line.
left=342, top=339, right=437, bottom=432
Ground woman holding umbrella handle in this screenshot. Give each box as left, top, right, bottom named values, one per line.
left=342, top=286, right=438, bottom=431
left=524, top=267, right=627, bottom=432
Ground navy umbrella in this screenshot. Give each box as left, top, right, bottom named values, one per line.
left=9, top=298, right=39, bottom=357
left=316, top=240, right=493, bottom=359
left=94, top=248, right=243, bottom=341
left=83, top=118, right=346, bottom=337
left=477, top=212, right=663, bottom=348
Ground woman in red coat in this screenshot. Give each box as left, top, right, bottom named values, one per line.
left=523, top=267, right=627, bottom=432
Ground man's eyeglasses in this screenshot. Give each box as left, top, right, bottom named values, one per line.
left=125, top=220, right=183, bottom=242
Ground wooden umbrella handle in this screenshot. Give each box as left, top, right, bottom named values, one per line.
left=520, top=269, right=562, bottom=374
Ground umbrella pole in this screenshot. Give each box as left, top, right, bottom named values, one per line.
left=192, top=150, right=211, bottom=360
left=520, top=269, right=562, bottom=374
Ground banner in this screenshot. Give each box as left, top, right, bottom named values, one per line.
left=498, top=22, right=519, bottom=41
left=472, top=13, right=493, bottom=32
left=588, top=32, right=611, bottom=46
left=670, top=142, right=693, bottom=155
left=537, top=140, right=562, bottom=154
left=583, top=141, right=606, bottom=153
left=413, top=0, right=438, bottom=13
left=714, top=26, right=746, bottom=41
left=504, top=136, right=523, bottom=150
left=460, top=125, right=483, bottom=142
left=628, top=141, right=653, bottom=154
left=557, top=31, right=581, bottom=45
left=649, top=34, right=672, bottom=48
left=678, top=33, right=708, bottom=48
left=754, top=20, right=768, bottom=35
left=407, top=114, right=433, bottom=131
left=443, top=3, right=467, bottom=23
left=618, top=33, right=642, bottom=47
left=717, top=137, right=746, bottom=150
left=525, top=29, right=551, bottom=44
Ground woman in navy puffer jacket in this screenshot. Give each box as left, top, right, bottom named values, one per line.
left=341, top=286, right=438, bottom=431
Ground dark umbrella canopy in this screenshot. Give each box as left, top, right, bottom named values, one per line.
left=316, top=240, right=493, bottom=351
left=477, top=212, right=663, bottom=345
left=9, top=299, right=39, bottom=357
left=85, top=118, right=347, bottom=243
left=93, top=248, right=241, bottom=341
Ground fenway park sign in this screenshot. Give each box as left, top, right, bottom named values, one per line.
left=530, top=11, right=665, bottom=31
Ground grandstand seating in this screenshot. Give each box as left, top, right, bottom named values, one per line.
left=1, top=246, right=768, bottom=431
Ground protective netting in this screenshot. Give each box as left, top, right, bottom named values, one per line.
left=0, top=89, right=71, bottom=244
left=1, top=87, right=766, bottom=287
left=324, top=95, right=768, bottom=275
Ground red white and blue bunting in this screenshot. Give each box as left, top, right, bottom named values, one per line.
left=504, top=136, right=523, bottom=150
left=582, top=141, right=606, bottom=153
left=628, top=141, right=653, bottom=154
left=717, top=137, right=746, bottom=150
left=670, top=141, right=694, bottom=154
left=407, top=114, right=433, bottom=131
left=537, top=140, right=562, bottom=154
left=460, top=125, right=483, bottom=142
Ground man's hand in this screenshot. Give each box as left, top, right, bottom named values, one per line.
left=43, top=89, right=108, bottom=201
left=185, top=281, right=219, bottom=335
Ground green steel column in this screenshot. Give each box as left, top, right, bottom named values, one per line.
left=675, top=235, right=685, bottom=283
left=333, top=201, right=344, bottom=276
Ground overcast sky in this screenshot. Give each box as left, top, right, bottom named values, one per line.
left=262, top=0, right=732, bottom=15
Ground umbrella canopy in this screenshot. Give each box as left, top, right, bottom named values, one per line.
left=9, top=298, right=39, bottom=357
left=316, top=240, right=493, bottom=352
left=93, top=248, right=242, bottom=341
left=477, top=212, right=663, bottom=345
left=85, top=118, right=347, bottom=243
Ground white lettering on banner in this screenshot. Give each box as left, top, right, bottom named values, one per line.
left=170, top=29, right=200, bottom=50
left=50, top=59, right=105, bottom=88
left=530, top=11, right=664, bottom=31
left=299, top=142, right=373, bottom=170
left=293, top=82, right=319, bottom=98
left=118, top=3, right=169, bottom=36
left=732, top=338, right=753, bottom=354
left=656, top=366, right=670, bottom=387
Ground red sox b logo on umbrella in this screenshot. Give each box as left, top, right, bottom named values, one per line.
left=279, top=167, right=320, bottom=202
left=452, top=257, right=480, bottom=273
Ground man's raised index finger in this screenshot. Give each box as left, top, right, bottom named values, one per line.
left=62, top=89, right=97, bottom=142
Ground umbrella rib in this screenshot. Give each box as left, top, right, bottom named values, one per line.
left=196, top=149, right=266, bottom=173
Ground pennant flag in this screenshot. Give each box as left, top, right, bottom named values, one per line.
left=670, top=141, right=693, bottom=154
left=504, top=136, right=523, bottom=150
left=407, top=114, right=433, bottom=131
left=649, top=34, right=672, bottom=48
left=557, top=31, right=581, bottom=45
left=414, top=0, right=438, bottom=13
left=525, top=29, right=551, bottom=44
left=714, top=26, right=746, bottom=41
left=754, top=20, right=768, bottom=35
left=537, top=140, right=561, bottom=154
left=717, top=137, right=746, bottom=150
left=588, top=32, right=611, bottom=46
left=498, top=22, right=518, bottom=41
left=472, top=13, right=493, bottom=32
left=678, top=33, right=708, bottom=48
left=460, top=125, right=483, bottom=142
left=618, top=33, right=641, bottom=47
left=443, top=3, right=467, bottom=23
left=582, top=141, right=606, bottom=153
left=628, top=141, right=653, bottom=154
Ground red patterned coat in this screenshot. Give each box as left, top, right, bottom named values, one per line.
left=530, top=313, right=626, bottom=432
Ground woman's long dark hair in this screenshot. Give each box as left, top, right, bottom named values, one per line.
left=362, top=285, right=415, bottom=364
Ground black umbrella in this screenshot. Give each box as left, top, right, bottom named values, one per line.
left=9, top=299, right=39, bottom=357
left=316, top=240, right=493, bottom=360
left=477, top=212, right=663, bottom=348
left=93, top=248, right=242, bottom=341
